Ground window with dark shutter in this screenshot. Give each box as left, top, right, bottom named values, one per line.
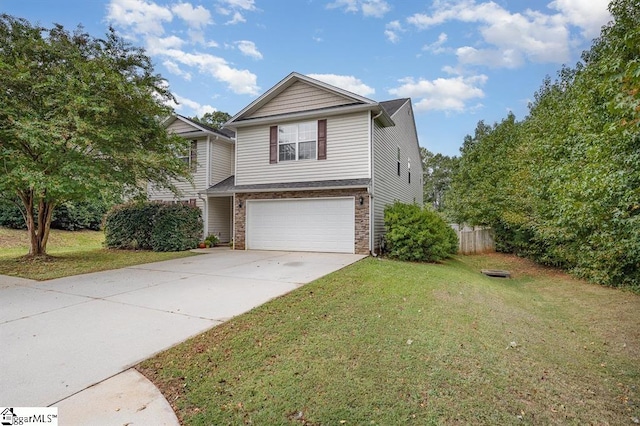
left=269, top=126, right=278, bottom=164
left=317, top=119, right=327, bottom=160
left=272, top=121, right=322, bottom=162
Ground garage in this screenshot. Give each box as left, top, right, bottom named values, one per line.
left=246, top=197, right=355, bottom=253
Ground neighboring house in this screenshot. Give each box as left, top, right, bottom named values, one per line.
left=206, top=72, right=423, bottom=255
left=148, top=114, right=235, bottom=243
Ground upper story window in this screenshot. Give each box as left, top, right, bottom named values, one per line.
left=179, top=140, right=198, bottom=172
left=278, top=121, right=317, bottom=161
left=397, top=147, right=401, bottom=176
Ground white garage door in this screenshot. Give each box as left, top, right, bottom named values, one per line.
left=246, top=198, right=355, bottom=253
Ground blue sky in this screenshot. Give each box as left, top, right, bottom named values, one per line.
left=3, top=0, right=612, bottom=156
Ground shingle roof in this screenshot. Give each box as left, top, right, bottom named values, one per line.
left=176, top=114, right=235, bottom=139
left=204, top=176, right=371, bottom=194
left=379, top=98, right=408, bottom=117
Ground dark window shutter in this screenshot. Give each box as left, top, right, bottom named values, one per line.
left=269, top=126, right=278, bottom=164
left=317, top=119, right=327, bottom=160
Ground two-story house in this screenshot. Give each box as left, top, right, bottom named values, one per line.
left=152, top=72, right=423, bottom=255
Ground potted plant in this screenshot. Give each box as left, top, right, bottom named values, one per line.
left=204, top=234, right=219, bottom=247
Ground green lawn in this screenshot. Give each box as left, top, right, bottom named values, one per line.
left=0, top=227, right=196, bottom=280
left=139, top=254, right=640, bottom=425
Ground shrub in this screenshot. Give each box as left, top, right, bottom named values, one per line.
left=0, top=199, right=26, bottom=229
left=384, top=202, right=458, bottom=262
left=0, top=198, right=112, bottom=230
left=104, top=202, right=202, bottom=252
left=104, top=202, right=161, bottom=250
left=151, top=204, right=203, bottom=252
left=51, top=200, right=110, bottom=231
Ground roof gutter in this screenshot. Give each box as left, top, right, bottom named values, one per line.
left=206, top=184, right=370, bottom=195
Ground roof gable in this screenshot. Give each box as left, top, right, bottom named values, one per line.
left=164, top=114, right=235, bottom=140
left=247, top=80, right=362, bottom=119
left=380, top=98, right=409, bottom=117
left=227, top=72, right=379, bottom=125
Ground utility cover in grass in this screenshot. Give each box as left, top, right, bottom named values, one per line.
left=481, top=269, right=511, bottom=278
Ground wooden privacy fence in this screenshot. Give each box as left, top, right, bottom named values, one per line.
left=450, top=224, right=495, bottom=254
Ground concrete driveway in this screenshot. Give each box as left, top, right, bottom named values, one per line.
left=1, top=250, right=364, bottom=411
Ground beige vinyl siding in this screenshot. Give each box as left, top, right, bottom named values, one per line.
left=236, top=111, right=371, bottom=185
left=167, top=119, right=200, bottom=135
left=249, top=81, right=358, bottom=119
left=210, top=140, right=234, bottom=185
left=148, top=138, right=207, bottom=200
left=208, top=197, right=232, bottom=242
left=372, top=100, right=423, bottom=249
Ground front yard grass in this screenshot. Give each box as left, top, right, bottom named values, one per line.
left=0, top=227, right=196, bottom=280
left=139, top=253, right=640, bottom=425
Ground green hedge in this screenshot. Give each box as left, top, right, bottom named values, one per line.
left=384, top=202, right=458, bottom=262
left=0, top=199, right=110, bottom=230
left=104, top=202, right=202, bottom=251
left=0, top=200, right=25, bottom=229
left=151, top=203, right=203, bottom=252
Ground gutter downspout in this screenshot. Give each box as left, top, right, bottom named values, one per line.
left=369, top=110, right=383, bottom=256
left=205, top=135, right=212, bottom=187
left=198, top=193, right=207, bottom=239
left=201, top=135, right=213, bottom=238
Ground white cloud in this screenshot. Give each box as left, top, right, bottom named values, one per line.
left=422, top=32, right=447, bottom=53
left=161, top=48, right=260, bottom=95
left=441, top=65, right=462, bottom=75
left=219, top=0, right=256, bottom=11
left=235, top=40, right=263, bottom=59
left=385, top=20, right=403, bottom=43
left=146, top=35, right=185, bottom=53
left=106, top=0, right=259, bottom=95
left=548, top=0, right=611, bottom=38
left=327, top=0, right=391, bottom=18
left=308, top=74, right=375, bottom=97
left=327, top=0, right=358, bottom=13
left=106, top=0, right=172, bottom=36
left=388, top=74, right=487, bottom=113
left=173, top=93, right=216, bottom=116
left=405, top=0, right=610, bottom=67
left=226, top=11, right=246, bottom=24
left=162, top=60, right=192, bottom=80
left=216, top=0, right=255, bottom=24
left=171, top=2, right=212, bottom=28
left=362, top=0, right=391, bottom=18
left=456, top=46, right=524, bottom=68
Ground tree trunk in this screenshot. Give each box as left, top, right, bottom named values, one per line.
left=18, top=189, right=55, bottom=257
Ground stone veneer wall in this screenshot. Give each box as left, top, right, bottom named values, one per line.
left=234, top=188, right=370, bottom=255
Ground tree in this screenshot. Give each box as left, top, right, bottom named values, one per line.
left=420, top=147, right=458, bottom=212
left=446, top=0, right=640, bottom=289
left=0, top=15, right=190, bottom=256
left=191, top=111, right=231, bottom=130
